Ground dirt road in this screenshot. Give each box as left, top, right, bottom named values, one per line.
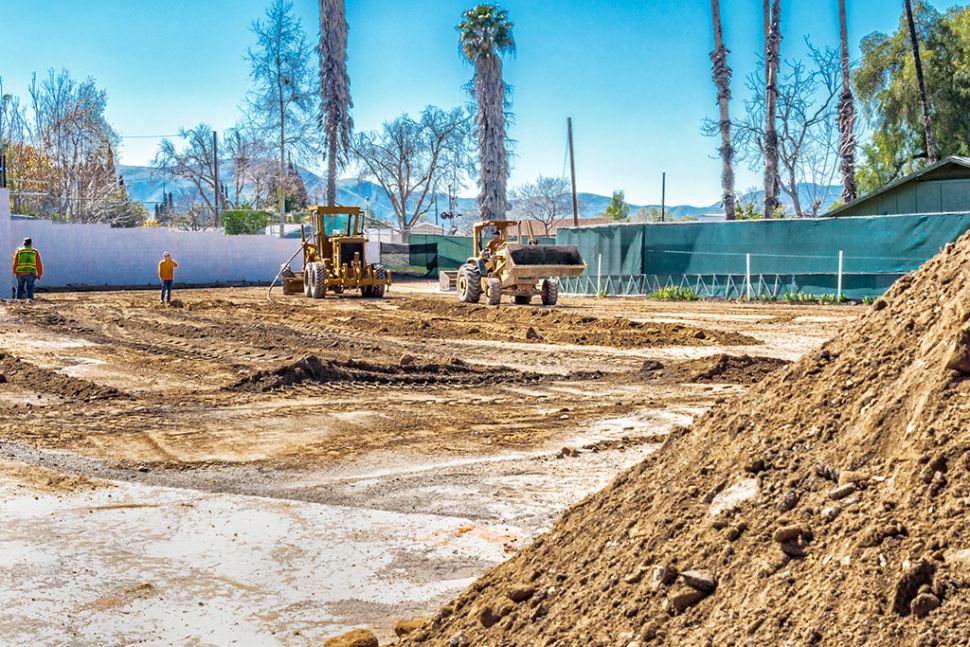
left=0, top=281, right=853, bottom=645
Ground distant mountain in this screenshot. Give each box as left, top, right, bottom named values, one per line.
left=119, top=164, right=837, bottom=223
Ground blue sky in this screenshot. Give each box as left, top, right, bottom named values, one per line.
left=1, top=0, right=966, bottom=207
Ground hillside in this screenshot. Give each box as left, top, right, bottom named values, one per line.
left=119, top=164, right=837, bottom=226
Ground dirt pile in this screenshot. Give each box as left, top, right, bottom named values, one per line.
left=229, top=354, right=542, bottom=392
left=640, top=353, right=789, bottom=386
left=395, top=236, right=970, bottom=646
left=0, top=353, right=127, bottom=402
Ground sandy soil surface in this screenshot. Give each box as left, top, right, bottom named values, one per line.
left=0, top=280, right=853, bottom=645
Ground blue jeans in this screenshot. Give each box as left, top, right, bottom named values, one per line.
left=16, top=274, right=36, bottom=300
left=160, top=279, right=174, bottom=303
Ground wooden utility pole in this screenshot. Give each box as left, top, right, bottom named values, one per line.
left=661, top=172, right=666, bottom=222
left=568, top=118, right=579, bottom=226
left=212, top=130, right=220, bottom=228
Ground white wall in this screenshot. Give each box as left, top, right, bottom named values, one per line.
left=0, top=189, right=11, bottom=297
left=6, top=218, right=304, bottom=290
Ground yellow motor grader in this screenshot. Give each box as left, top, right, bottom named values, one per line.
left=277, top=205, right=391, bottom=299
left=445, top=219, right=586, bottom=306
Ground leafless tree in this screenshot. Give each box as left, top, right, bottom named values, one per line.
left=224, top=119, right=275, bottom=208
left=27, top=70, right=126, bottom=223
left=710, top=0, right=736, bottom=220
left=351, top=106, right=474, bottom=241
left=734, top=42, right=842, bottom=217
left=153, top=124, right=221, bottom=229
left=510, top=175, right=570, bottom=235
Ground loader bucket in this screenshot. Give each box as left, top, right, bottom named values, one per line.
left=501, top=244, right=587, bottom=282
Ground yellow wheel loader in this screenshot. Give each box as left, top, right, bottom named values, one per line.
left=276, top=205, right=391, bottom=299
left=447, top=220, right=586, bottom=306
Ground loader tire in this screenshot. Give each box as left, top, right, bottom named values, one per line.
left=367, top=265, right=387, bottom=298
left=540, top=278, right=559, bottom=306
left=310, top=263, right=327, bottom=299
left=486, top=278, right=502, bottom=306
left=513, top=295, right=532, bottom=305
left=457, top=265, right=482, bottom=303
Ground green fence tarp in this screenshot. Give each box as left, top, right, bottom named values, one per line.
left=555, top=213, right=970, bottom=298
left=557, top=224, right=643, bottom=277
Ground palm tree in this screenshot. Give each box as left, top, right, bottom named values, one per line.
left=318, top=0, right=353, bottom=205
left=763, top=0, right=782, bottom=219
left=904, top=0, right=937, bottom=164
left=710, top=0, right=735, bottom=220
left=838, top=0, right=857, bottom=203
left=458, top=4, right=515, bottom=222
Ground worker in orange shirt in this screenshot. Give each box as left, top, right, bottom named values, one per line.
left=158, top=251, right=179, bottom=304
left=11, top=237, right=43, bottom=300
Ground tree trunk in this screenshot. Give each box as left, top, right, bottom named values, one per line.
left=905, top=0, right=937, bottom=164
left=763, top=0, right=782, bottom=219
left=710, top=0, right=736, bottom=220
left=476, top=54, right=508, bottom=221
left=838, top=0, right=857, bottom=203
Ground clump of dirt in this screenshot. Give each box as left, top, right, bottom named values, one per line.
left=395, top=236, right=970, bottom=645
left=229, top=354, right=541, bottom=392
left=0, top=353, right=128, bottom=402
left=676, top=353, right=789, bottom=384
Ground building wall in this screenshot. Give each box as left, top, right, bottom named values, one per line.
left=6, top=217, right=303, bottom=290
left=836, top=178, right=970, bottom=217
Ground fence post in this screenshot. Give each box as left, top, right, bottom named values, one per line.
left=597, top=254, right=602, bottom=296
left=746, top=253, right=751, bottom=300
left=837, top=250, right=843, bottom=300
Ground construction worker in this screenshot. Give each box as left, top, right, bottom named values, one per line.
left=478, top=229, right=504, bottom=275
left=158, top=251, right=179, bottom=304
left=11, top=237, right=43, bottom=300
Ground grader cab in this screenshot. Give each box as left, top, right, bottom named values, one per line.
left=447, top=220, right=586, bottom=306
left=279, top=205, right=391, bottom=299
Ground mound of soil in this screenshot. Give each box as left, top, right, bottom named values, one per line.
left=673, top=353, right=789, bottom=385
left=0, top=353, right=127, bottom=402
left=229, top=354, right=540, bottom=392
left=395, top=235, right=970, bottom=645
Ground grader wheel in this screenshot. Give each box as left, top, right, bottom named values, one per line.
left=308, top=263, right=327, bottom=299
left=371, top=265, right=387, bottom=298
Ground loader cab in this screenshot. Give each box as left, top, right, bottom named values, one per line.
left=472, top=219, right=517, bottom=258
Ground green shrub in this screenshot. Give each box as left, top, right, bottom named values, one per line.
left=650, top=286, right=702, bottom=301
left=222, top=206, right=272, bottom=235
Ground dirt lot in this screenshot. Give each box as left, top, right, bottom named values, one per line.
left=0, top=280, right=853, bottom=645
